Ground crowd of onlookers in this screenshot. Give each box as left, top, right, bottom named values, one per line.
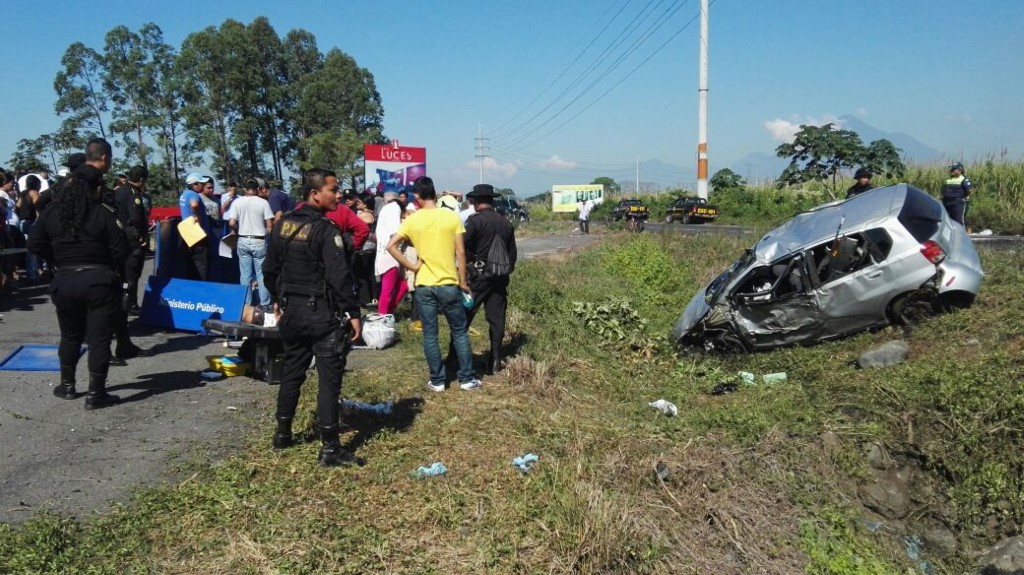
left=1, top=167, right=60, bottom=293
left=171, top=174, right=484, bottom=330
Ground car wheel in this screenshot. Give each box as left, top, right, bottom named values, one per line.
left=889, top=290, right=937, bottom=326
left=665, top=215, right=672, bottom=223
left=682, top=214, right=691, bottom=224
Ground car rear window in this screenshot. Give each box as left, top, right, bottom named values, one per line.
left=897, top=186, right=942, bottom=242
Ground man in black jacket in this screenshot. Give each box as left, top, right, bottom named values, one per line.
left=263, top=168, right=364, bottom=467
left=114, top=165, right=150, bottom=315
left=846, top=168, right=874, bottom=199
left=462, top=184, right=517, bottom=374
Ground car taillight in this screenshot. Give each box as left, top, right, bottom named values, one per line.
left=920, top=240, right=945, bottom=264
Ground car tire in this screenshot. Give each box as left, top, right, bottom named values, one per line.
left=889, top=290, right=937, bottom=326
left=682, top=214, right=691, bottom=224
left=665, top=215, right=673, bottom=223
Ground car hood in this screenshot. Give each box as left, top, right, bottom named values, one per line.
left=671, top=287, right=712, bottom=341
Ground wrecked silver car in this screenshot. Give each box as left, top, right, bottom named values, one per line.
left=673, top=184, right=983, bottom=352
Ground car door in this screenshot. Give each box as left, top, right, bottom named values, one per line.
left=812, top=228, right=897, bottom=333
left=729, top=254, right=826, bottom=349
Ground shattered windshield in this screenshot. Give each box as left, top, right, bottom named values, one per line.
left=705, top=250, right=754, bottom=305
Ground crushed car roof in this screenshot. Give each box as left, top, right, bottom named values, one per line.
left=754, top=183, right=909, bottom=263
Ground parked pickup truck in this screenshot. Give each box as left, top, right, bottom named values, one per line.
left=610, top=199, right=650, bottom=221
left=665, top=197, right=719, bottom=224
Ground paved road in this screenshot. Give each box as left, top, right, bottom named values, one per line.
left=0, top=233, right=599, bottom=523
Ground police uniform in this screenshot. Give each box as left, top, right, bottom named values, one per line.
left=26, top=190, right=129, bottom=408
left=942, top=169, right=972, bottom=226
left=462, top=188, right=517, bottom=374
left=845, top=182, right=874, bottom=198
left=114, top=182, right=149, bottom=313
left=263, top=204, right=363, bottom=466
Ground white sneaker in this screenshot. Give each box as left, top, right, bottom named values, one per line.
left=427, top=381, right=445, bottom=392
left=459, top=378, right=482, bottom=391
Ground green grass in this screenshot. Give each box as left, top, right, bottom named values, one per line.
left=3, top=232, right=1023, bottom=573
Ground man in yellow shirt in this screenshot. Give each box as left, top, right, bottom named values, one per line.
left=387, top=177, right=481, bottom=391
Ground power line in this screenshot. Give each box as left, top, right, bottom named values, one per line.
left=499, top=2, right=705, bottom=154
left=490, top=0, right=672, bottom=143
left=488, top=0, right=632, bottom=135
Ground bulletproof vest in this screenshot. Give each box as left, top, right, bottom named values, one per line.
left=277, top=212, right=329, bottom=298
left=943, top=175, right=967, bottom=199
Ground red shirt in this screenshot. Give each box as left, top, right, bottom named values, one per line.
left=324, top=205, right=369, bottom=250
left=294, top=201, right=370, bottom=250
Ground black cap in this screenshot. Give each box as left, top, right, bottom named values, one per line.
left=854, top=167, right=872, bottom=179
left=949, top=162, right=964, bottom=172
left=66, top=153, right=86, bottom=171
left=127, top=165, right=148, bottom=182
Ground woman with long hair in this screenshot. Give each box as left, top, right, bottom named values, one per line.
left=15, top=174, right=42, bottom=282
left=27, top=174, right=129, bottom=409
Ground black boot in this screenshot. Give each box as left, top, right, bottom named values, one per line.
left=84, top=373, right=120, bottom=410
left=318, top=426, right=364, bottom=467
left=53, top=366, right=79, bottom=400
left=272, top=416, right=293, bottom=450
left=491, top=349, right=503, bottom=374
left=115, top=340, right=153, bottom=360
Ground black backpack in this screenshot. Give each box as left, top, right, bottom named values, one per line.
left=483, top=236, right=513, bottom=278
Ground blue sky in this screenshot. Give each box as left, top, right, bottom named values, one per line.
left=2, top=0, right=1022, bottom=195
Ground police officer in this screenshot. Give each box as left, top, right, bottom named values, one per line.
left=75, top=144, right=149, bottom=363
left=462, top=184, right=517, bottom=374
left=942, top=162, right=972, bottom=226
left=263, top=168, right=364, bottom=467
left=27, top=140, right=129, bottom=409
left=114, top=165, right=150, bottom=315
left=846, top=167, right=874, bottom=198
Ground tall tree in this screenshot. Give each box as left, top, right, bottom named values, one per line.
left=177, top=25, right=240, bottom=182
left=281, top=29, right=324, bottom=169
left=9, top=138, right=47, bottom=172
left=591, top=176, right=621, bottom=195
left=103, top=24, right=162, bottom=166
left=709, top=168, right=746, bottom=192
left=295, top=48, right=385, bottom=190
left=861, top=139, right=906, bottom=179
left=146, top=26, right=186, bottom=187
left=54, top=43, right=108, bottom=139
left=775, top=123, right=864, bottom=196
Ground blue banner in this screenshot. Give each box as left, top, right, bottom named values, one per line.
left=140, top=276, right=248, bottom=332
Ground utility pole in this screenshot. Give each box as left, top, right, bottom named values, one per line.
left=635, top=155, right=640, bottom=196
left=696, top=0, right=709, bottom=200
left=474, top=123, right=490, bottom=184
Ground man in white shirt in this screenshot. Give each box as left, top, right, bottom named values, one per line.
left=578, top=199, right=594, bottom=234
left=225, top=179, right=275, bottom=307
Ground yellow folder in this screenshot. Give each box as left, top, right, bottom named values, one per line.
left=176, top=217, right=207, bottom=248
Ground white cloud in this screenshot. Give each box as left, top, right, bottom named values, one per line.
left=540, top=155, right=577, bottom=170
left=763, top=114, right=844, bottom=142
left=452, top=156, right=518, bottom=183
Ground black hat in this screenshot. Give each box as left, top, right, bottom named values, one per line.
left=854, top=167, right=872, bottom=179
left=66, top=153, right=86, bottom=171
left=467, top=183, right=500, bottom=199
left=949, top=162, right=965, bottom=172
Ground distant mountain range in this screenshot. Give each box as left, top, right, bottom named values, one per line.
left=523, top=116, right=943, bottom=195
left=729, top=115, right=943, bottom=185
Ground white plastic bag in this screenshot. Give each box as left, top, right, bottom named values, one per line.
left=361, top=313, right=397, bottom=349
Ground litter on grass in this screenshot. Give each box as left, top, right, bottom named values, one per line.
left=512, top=453, right=539, bottom=473
left=412, top=462, right=447, bottom=478
left=648, top=399, right=678, bottom=416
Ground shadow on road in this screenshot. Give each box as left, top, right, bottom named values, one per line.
left=107, top=370, right=208, bottom=404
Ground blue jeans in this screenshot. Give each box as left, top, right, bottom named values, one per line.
left=415, top=285, right=474, bottom=385
left=19, top=221, right=38, bottom=280
left=237, top=237, right=270, bottom=305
